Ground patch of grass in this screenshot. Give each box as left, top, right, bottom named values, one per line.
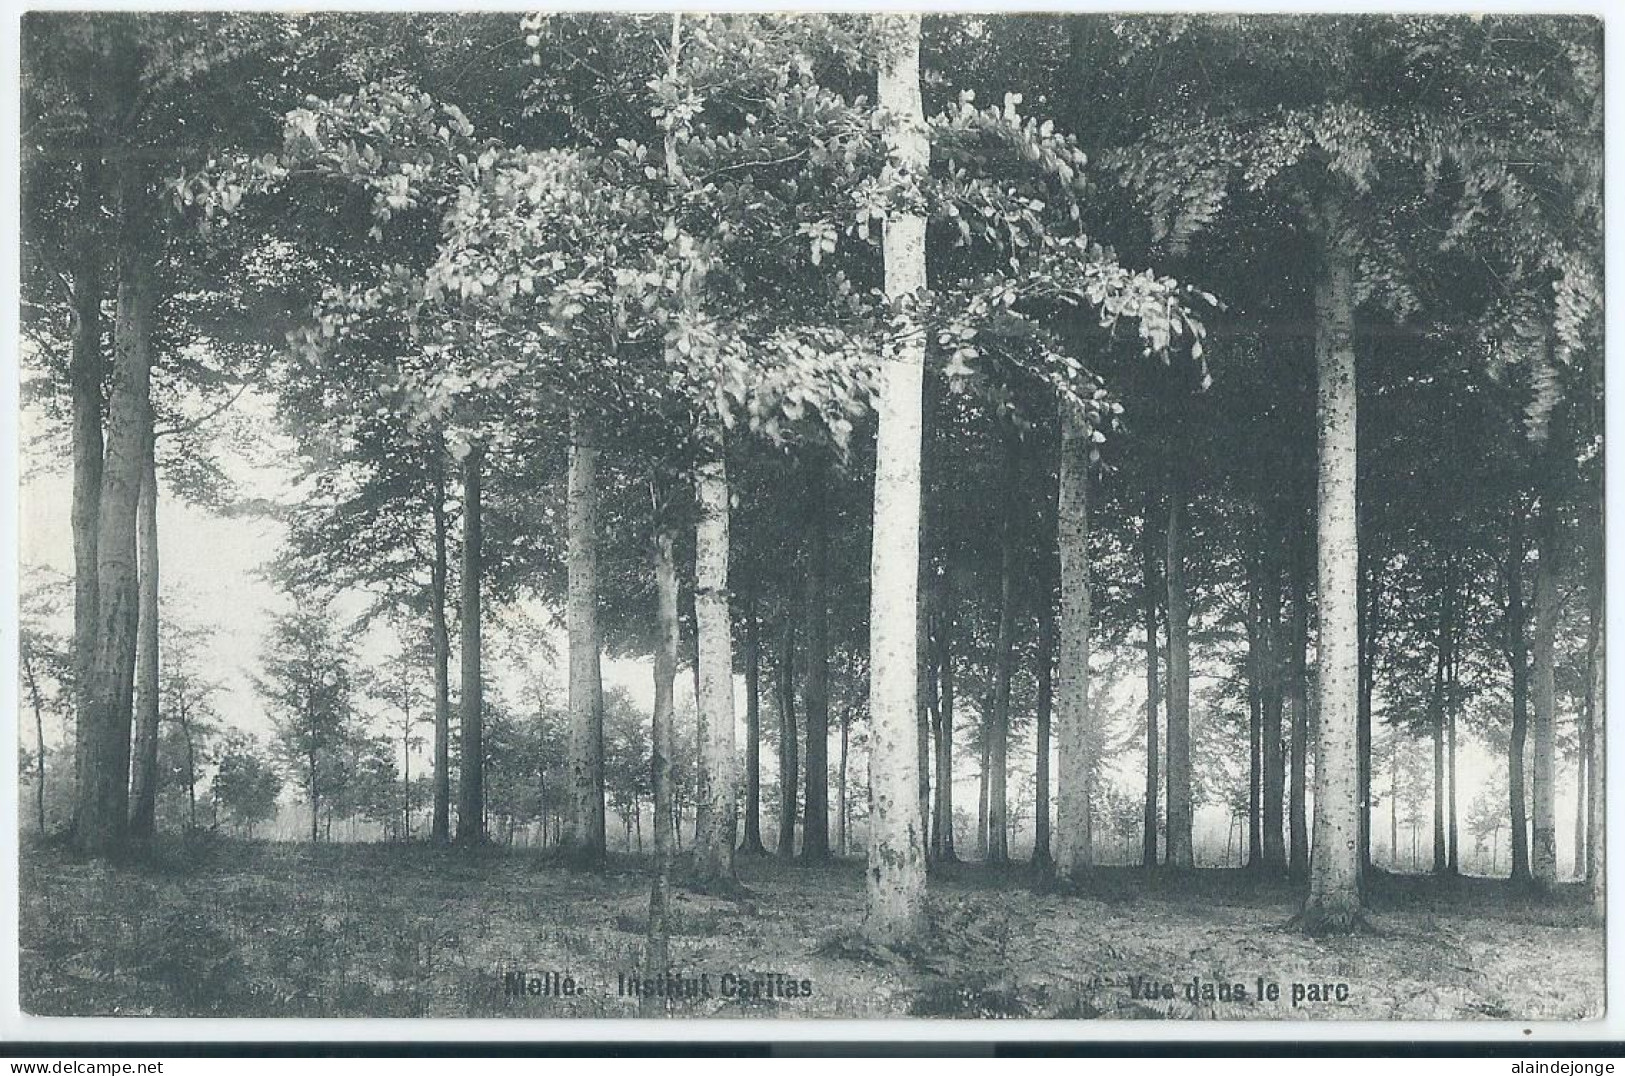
left=18, top=839, right=1604, bottom=1020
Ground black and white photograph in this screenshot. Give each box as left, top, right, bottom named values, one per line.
left=10, top=9, right=1608, bottom=1033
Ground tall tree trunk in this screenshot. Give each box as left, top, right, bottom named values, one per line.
left=1288, top=529, right=1311, bottom=879
left=1246, top=565, right=1263, bottom=869
left=803, top=470, right=832, bottom=861
left=1586, top=538, right=1604, bottom=920
left=454, top=445, right=484, bottom=844
left=127, top=426, right=160, bottom=839
left=1582, top=535, right=1600, bottom=883
left=930, top=579, right=958, bottom=862
left=692, top=419, right=738, bottom=884
left=1300, top=219, right=1363, bottom=931
left=76, top=165, right=159, bottom=858
left=864, top=10, right=929, bottom=944
left=642, top=521, right=678, bottom=1016
left=1389, top=744, right=1400, bottom=871
left=70, top=150, right=105, bottom=835
left=836, top=708, right=850, bottom=858
left=1260, top=544, right=1287, bottom=871
left=566, top=416, right=606, bottom=863
left=1055, top=403, right=1095, bottom=878
left=977, top=717, right=990, bottom=860
left=1447, top=636, right=1460, bottom=875
left=740, top=598, right=766, bottom=855
left=1507, top=509, right=1532, bottom=883
left=1530, top=489, right=1560, bottom=888
left=776, top=618, right=799, bottom=858
left=1140, top=488, right=1161, bottom=867
left=987, top=444, right=1018, bottom=867
left=1431, top=566, right=1452, bottom=873
left=430, top=455, right=452, bottom=844
left=1356, top=549, right=1384, bottom=879
left=1033, top=600, right=1056, bottom=872
left=1164, top=464, right=1193, bottom=869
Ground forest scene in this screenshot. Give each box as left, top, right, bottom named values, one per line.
left=17, top=12, right=1604, bottom=1022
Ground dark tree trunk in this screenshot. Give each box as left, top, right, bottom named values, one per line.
left=1141, top=487, right=1161, bottom=867
left=430, top=454, right=452, bottom=844
left=802, top=467, right=831, bottom=861
left=70, top=151, right=105, bottom=835
left=986, top=454, right=1017, bottom=867
left=1431, top=561, right=1454, bottom=874
left=1033, top=600, right=1055, bottom=872
left=930, top=578, right=957, bottom=862
left=740, top=598, right=767, bottom=855
left=776, top=618, right=798, bottom=858
left=1506, top=509, right=1532, bottom=883
left=1246, top=562, right=1263, bottom=870
left=1356, top=547, right=1384, bottom=880
left=1164, top=469, right=1194, bottom=868
left=455, top=445, right=484, bottom=844
left=1530, top=483, right=1561, bottom=887
left=1288, top=529, right=1311, bottom=879
left=24, top=650, right=49, bottom=836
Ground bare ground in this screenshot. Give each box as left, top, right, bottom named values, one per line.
left=18, top=837, right=1603, bottom=1021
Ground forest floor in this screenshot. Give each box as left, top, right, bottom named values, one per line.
left=19, top=836, right=1603, bottom=1021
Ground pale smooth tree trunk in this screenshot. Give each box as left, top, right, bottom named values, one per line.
left=566, top=415, right=606, bottom=862
left=863, top=10, right=929, bottom=945
left=430, top=454, right=452, bottom=844
left=642, top=522, right=679, bottom=1016
left=1055, top=403, right=1094, bottom=879
left=803, top=474, right=832, bottom=861
left=1164, top=467, right=1193, bottom=869
left=1586, top=551, right=1604, bottom=921
left=76, top=170, right=159, bottom=857
left=1301, top=222, right=1363, bottom=931
left=455, top=444, right=484, bottom=844
left=836, top=708, right=850, bottom=858
left=1530, top=490, right=1560, bottom=887
left=127, top=426, right=160, bottom=839
left=691, top=421, right=738, bottom=884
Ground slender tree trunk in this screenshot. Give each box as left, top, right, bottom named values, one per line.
left=76, top=165, right=159, bottom=858
left=1507, top=510, right=1532, bottom=883
left=127, top=426, right=160, bottom=839
left=776, top=618, right=799, bottom=858
left=1583, top=537, right=1601, bottom=884
left=977, top=719, right=990, bottom=860
left=1033, top=601, right=1055, bottom=872
left=1055, top=403, right=1095, bottom=878
left=454, top=445, right=484, bottom=844
left=1164, top=465, right=1193, bottom=869
left=1447, top=642, right=1460, bottom=876
left=1140, top=488, right=1161, bottom=867
left=987, top=444, right=1018, bottom=866
left=837, top=708, right=850, bottom=858
left=930, top=579, right=957, bottom=862
left=1288, top=528, right=1311, bottom=878
left=1300, top=220, right=1363, bottom=931
left=864, top=10, right=929, bottom=944
left=181, top=713, right=196, bottom=830
left=692, top=418, right=738, bottom=884
left=803, top=471, right=832, bottom=861
left=1389, top=746, right=1400, bottom=872
left=1356, top=549, right=1383, bottom=880
left=24, top=651, right=49, bottom=836
left=429, top=456, right=452, bottom=844
left=643, top=523, right=676, bottom=1017
left=70, top=151, right=105, bottom=835
left=1530, top=488, right=1560, bottom=888
left=1586, top=548, right=1604, bottom=921
left=1260, top=548, right=1286, bottom=871
left=1246, top=567, right=1263, bottom=870
left=1431, top=568, right=1451, bottom=873
left=740, top=598, right=766, bottom=855
left=566, top=415, right=606, bottom=863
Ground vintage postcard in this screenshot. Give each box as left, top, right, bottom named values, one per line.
left=8, top=8, right=1611, bottom=1042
